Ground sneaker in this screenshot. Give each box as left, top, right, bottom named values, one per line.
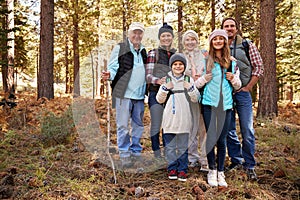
left=178, top=171, right=187, bottom=182
left=189, top=161, right=200, bottom=168
left=168, top=170, right=178, bottom=180
left=207, top=169, right=218, bottom=187
left=246, top=169, right=257, bottom=181
left=200, top=164, right=209, bottom=172
left=225, top=162, right=243, bottom=172
left=120, top=157, right=133, bottom=168
left=217, top=171, right=228, bottom=187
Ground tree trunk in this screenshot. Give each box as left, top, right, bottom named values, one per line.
left=73, top=0, right=80, bottom=96
left=177, top=0, right=183, bottom=52
left=1, top=15, right=8, bottom=92
left=122, top=0, right=127, bottom=42
left=6, top=0, right=14, bottom=95
left=38, top=0, right=54, bottom=100
left=211, top=0, right=215, bottom=31
left=235, top=0, right=242, bottom=35
left=65, top=35, right=70, bottom=94
left=257, top=0, right=278, bottom=117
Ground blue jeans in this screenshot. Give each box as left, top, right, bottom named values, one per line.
left=227, top=91, right=256, bottom=169
left=203, top=105, right=231, bottom=172
left=148, top=91, right=165, bottom=157
left=115, top=98, right=144, bottom=158
left=164, top=133, right=189, bottom=173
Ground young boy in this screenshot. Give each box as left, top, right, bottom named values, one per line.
left=156, top=53, right=200, bottom=182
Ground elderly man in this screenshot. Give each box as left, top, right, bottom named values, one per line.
left=102, top=22, right=147, bottom=168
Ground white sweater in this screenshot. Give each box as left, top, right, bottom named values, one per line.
left=156, top=72, right=200, bottom=134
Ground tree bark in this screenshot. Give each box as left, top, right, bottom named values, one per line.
left=257, top=0, right=278, bottom=117
left=211, top=0, right=215, bottom=31
left=178, top=0, right=183, bottom=52
left=65, top=35, right=70, bottom=94
left=73, top=0, right=80, bottom=96
left=38, top=0, right=54, bottom=99
left=6, top=0, right=14, bottom=95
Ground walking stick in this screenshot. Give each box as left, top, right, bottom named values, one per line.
left=105, top=78, right=117, bottom=184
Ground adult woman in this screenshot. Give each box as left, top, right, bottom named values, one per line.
left=182, top=30, right=208, bottom=171
left=146, top=23, right=176, bottom=158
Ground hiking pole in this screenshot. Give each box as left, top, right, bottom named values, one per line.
left=105, top=77, right=117, bottom=184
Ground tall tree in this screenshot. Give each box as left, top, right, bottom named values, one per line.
left=257, top=0, right=277, bottom=117
left=38, top=0, right=54, bottom=99
left=211, top=0, right=215, bottom=31
left=5, top=0, right=14, bottom=95
left=177, top=0, right=183, bottom=52
left=72, top=0, right=80, bottom=96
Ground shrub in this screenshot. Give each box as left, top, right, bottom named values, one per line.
left=40, top=107, right=75, bottom=147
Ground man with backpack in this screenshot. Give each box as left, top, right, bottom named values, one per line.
left=221, top=17, right=264, bottom=180
left=102, top=22, right=147, bottom=168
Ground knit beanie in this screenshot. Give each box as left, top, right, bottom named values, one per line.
left=208, top=29, right=228, bottom=43
left=158, top=22, right=174, bottom=39
left=182, top=30, right=199, bottom=44
left=169, top=53, right=187, bottom=71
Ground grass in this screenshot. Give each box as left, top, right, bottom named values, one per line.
left=0, top=96, right=299, bottom=199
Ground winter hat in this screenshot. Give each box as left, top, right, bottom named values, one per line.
left=158, top=22, right=174, bottom=38
left=169, top=53, right=187, bottom=71
left=182, top=30, right=199, bottom=44
left=128, top=22, right=145, bottom=32
left=208, top=29, right=228, bottom=43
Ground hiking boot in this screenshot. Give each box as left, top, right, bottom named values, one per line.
left=207, top=169, right=218, bottom=187
left=120, top=157, right=133, bottom=168
left=225, top=162, right=243, bottom=172
left=217, top=171, right=228, bottom=187
left=178, top=171, right=187, bottom=182
left=168, top=170, right=178, bottom=180
left=246, top=169, right=257, bottom=181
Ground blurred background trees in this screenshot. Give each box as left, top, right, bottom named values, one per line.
left=0, top=0, right=299, bottom=118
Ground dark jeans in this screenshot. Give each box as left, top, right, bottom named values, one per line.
left=163, top=133, right=189, bottom=173
left=227, top=91, right=256, bottom=169
left=203, top=105, right=231, bottom=172
left=148, top=91, right=165, bottom=157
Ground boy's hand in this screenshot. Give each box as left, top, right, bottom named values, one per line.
left=165, top=81, right=174, bottom=90
left=184, top=81, right=192, bottom=90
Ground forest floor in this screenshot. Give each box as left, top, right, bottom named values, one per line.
left=0, top=92, right=299, bottom=200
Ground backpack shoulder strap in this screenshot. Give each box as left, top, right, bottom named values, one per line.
left=184, top=75, right=190, bottom=82
left=154, top=48, right=159, bottom=64
left=242, top=39, right=252, bottom=66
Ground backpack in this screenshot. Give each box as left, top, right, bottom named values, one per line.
left=162, top=74, right=191, bottom=108
left=242, top=39, right=252, bottom=67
